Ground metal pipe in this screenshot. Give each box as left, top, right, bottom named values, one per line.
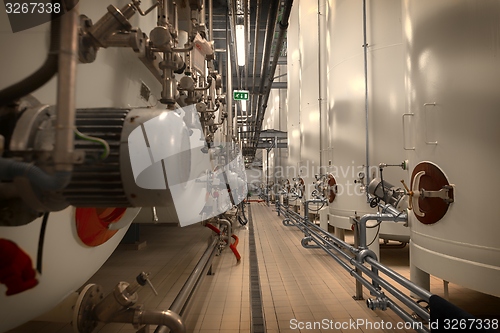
left=317, top=0, right=325, bottom=166
left=355, top=262, right=429, bottom=321
left=291, top=212, right=430, bottom=324
left=0, top=4, right=60, bottom=107
left=303, top=199, right=326, bottom=221
left=249, top=0, right=261, bottom=123
left=243, top=0, right=249, bottom=91
left=253, top=0, right=280, bottom=142
left=253, top=0, right=292, bottom=150
left=109, top=308, right=185, bottom=333
left=217, top=218, right=232, bottom=244
left=53, top=1, right=79, bottom=172
left=257, top=0, right=280, bottom=95
left=226, top=16, right=234, bottom=141
left=170, top=236, right=218, bottom=313
left=87, top=4, right=136, bottom=46
left=208, top=0, right=213, bottom=41
left=154, top=235, right=219, bottom=333
left=357, top=211, right=407, bottom=249
left=305, top=229, right=381, bottom=296
left=161, top=0, right=169, bottom=27
left=387, top=301, right=429, bottom=333
left=366, top=256, right=432, bottom=302
left=279, top=204, right=431, bottom=329
left=228, top=0, right=241, bottom=89
left=362, top=0, right=370, bottom=188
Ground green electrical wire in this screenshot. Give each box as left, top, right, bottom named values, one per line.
left=74, top=128, right=110, bottom=160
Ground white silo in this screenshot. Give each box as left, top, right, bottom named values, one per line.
left=403, top=0, right=500, bottom=297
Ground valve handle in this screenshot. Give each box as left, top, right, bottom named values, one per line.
left=402, top=171, right=427, bottom=217
left=412, top=171, right=426, bottom=217
left=136, top=272, right=159, bottom=296
left=400, top=179, right=413, bottom=211
left=146, top=277, right=159, bottom=296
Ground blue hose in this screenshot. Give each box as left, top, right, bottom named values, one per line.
left=0, top=158, right=71, bottom=191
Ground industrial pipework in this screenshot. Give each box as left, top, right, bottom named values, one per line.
left=0, top=0, right=231, bottom=223
left=276, top=198, right=431, bottom=332
left=73, top=272, right=186, bottom=333
left=73, top=221, right=233, bottom=333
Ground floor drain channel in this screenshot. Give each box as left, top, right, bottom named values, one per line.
left=248, top=204, right=266, bottom=333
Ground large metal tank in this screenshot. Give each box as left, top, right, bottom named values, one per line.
left=324, top=0, right=409, bottom=257
left=0, top=1, right=222, bottom=331
left=403, top=0, right=500, bottom=297
left=286, top=3, right=302, bottom=182
left=297, top=0, right=321, bottom=199
left=0, top=2, right=155, bottom=330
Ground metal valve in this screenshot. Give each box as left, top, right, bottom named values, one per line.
left=136, top=272, right=159, bottom=296
left=366, top=296, right=388, bottom=311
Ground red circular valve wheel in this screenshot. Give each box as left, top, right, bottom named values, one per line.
left=75, top=208, right=127, bottom=247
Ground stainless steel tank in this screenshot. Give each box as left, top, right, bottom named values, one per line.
left=403, top=0, right=500, bottom=297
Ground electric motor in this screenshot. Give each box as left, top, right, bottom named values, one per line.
left=367, top=178, right=407, bottom=211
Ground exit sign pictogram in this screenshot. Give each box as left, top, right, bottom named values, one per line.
left=233, top=90, right=249, bottom=101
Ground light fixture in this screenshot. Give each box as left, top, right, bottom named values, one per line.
left=241, top=100, right=247, bottom=112
left=236, top=24, right=245, bottom=66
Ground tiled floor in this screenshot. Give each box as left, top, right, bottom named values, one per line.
left=7, top=202, right=500, bottom=333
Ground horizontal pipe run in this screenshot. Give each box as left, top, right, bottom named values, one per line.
left=110, top=309, right=185, bottom=333
left=304, top=218, right=359, bottom=255
left=171, top=236, right=218, bottom=313
left=365, top=256, right=432, bottom=302
left=299, top=218, right=430, bottom=323
left=154, top=235, right=219, bottom=333
left=283, top=206, right=359, bottom=256
left=387, top=301, right=430, bottom=333
left=306, top=231, right=380, bottom=296
left=278, top=204, right=431, bottom=327
left=354, top=262, right=430, bottom=321
left=358, top=212, right=408, bottom=249
left=281, top=209, right=362, bottom=274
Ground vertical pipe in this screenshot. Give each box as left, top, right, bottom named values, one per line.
left=157, top=0, right=168, bottom=27
left=254, top=0, right=292, bottom=150
left=253, top=0, right=280, bottom=146
left=353, top=223, right=364, bottom=300
left=208, top=0, right=213, bottom=41
left=243, top=0, right=249, bottom=91
left=228, top=0, right=241, bottom=89
left=226, top=14, right=233, bottom=141
left=362, top=0, right=370, bottom=188
left=249, top=0, right=261, bottom=144
left=54, top=1, right=79, bottom=172
left=251, top=0, right=261, bottom=101
left=200, top=3, right=205, bottom=26
left=317, top=0, right=323, bottom=167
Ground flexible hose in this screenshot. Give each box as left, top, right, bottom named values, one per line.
left=0, top=158, right=71, bottom=191
left=205, top=223, right=241, bottom=262
left=0, top=4, right=61, bottom=107
left=205, top=223, right=221, bottom=235
left=229, top=234, right=240, bottom=261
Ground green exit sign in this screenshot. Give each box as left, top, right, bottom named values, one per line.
left=233, top=90, right=249, bottom=101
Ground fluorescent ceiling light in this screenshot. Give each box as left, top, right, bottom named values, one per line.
left=236, top=24, right=245, bottom=66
